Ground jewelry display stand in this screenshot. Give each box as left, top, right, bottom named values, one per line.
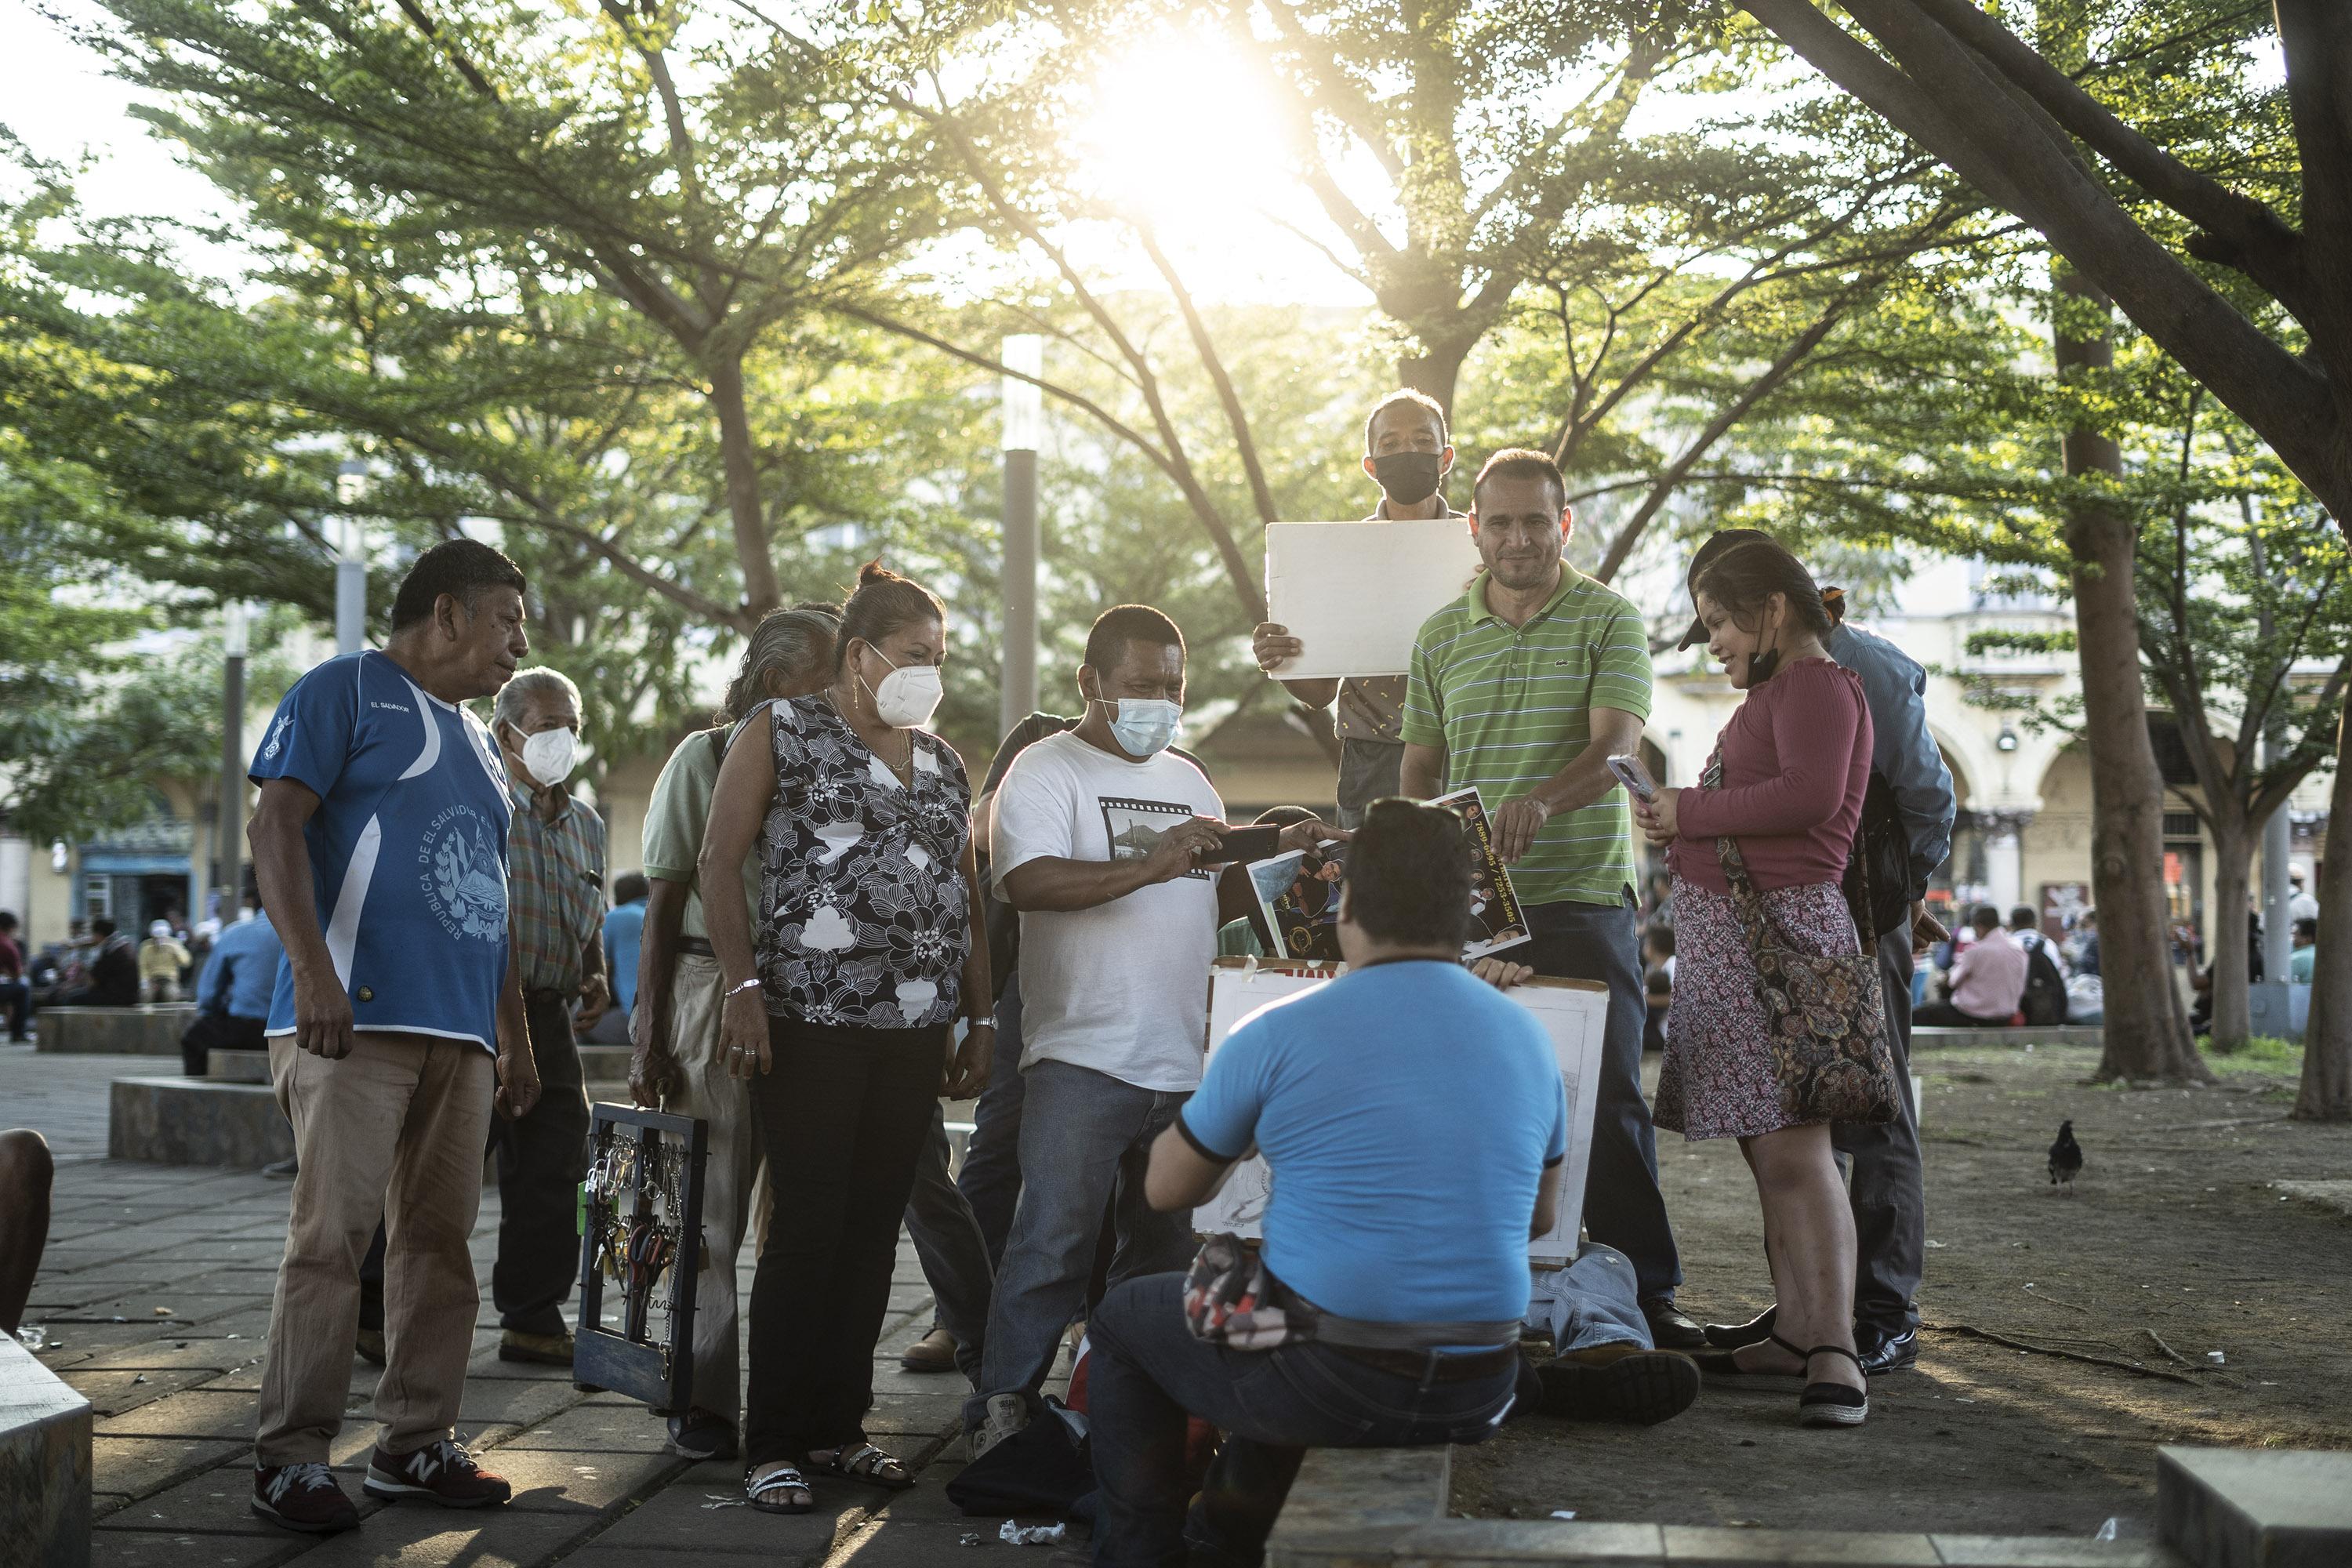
left=575, top=1102, right=708, bottom=1414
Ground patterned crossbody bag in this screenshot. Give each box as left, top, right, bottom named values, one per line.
left=1701, top=750, right=1902, bottom=1127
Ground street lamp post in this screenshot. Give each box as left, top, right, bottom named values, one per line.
left=218, top=602, right=249, bottom=920
left=336, top=459, right=368, bottom=655
left=1000, top=336, right=1044, bottom=742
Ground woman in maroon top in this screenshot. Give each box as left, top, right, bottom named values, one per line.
left=1634, top=538, right=1878, bottom=1427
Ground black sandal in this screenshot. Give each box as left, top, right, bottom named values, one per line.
left=1797, top=1344, right=1869, bottom=1428
left=746, top=1464, right=813, bottom=1513
left=1692, top=1330, right=1809, bottom=1388
left=808, top=1442, right=914, bottom=1491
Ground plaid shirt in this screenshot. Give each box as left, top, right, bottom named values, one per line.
left=506, top=780, right=608, bottom=993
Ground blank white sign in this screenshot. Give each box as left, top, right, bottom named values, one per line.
left=1192, top=959, right=1607, bottom=1265
left=1263, top=519, right=1485, bottom=678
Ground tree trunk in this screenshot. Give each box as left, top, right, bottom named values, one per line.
left=2054, top=266, right=2209, bottom=1083
left=1398, top=336, right=1474, bottom=423
left=708, top=350, right=782, bottom=622
left=2205, top=815, right=2252, bottom=1051
left=2295, top=710, right=2352, bottom=1120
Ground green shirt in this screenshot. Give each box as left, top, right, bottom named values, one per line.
left=642, top=725, right=760, bottom=942
left=1401, top=564, right=1652, bottom=908
left=2291, top=945, right=2315, bottom=983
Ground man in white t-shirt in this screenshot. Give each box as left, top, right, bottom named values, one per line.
left=965, top=605, right=1337, bottom=1455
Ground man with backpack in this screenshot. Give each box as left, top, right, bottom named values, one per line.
left=2010, top=906, right=2071, bottom=1027
left=1677, top=530, right=1955, bottom=1379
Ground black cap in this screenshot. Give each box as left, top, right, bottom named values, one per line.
left=1674, top=528, right=1773, bottom=649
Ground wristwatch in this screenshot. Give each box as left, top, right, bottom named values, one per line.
left=722, top=976, right=761, bottom=1000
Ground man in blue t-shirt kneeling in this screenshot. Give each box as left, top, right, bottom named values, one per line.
left=1087, top=800, right=1693, bottom=1567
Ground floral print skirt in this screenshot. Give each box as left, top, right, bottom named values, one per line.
left=1654, top=875, right=1860, bottom=1141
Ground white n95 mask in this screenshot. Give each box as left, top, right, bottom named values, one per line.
left=864, top=649, right=946, bottom=729
left=518, top=726, right=578, bottom=787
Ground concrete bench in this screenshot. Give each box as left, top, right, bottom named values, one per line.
left=108, top=1076, right=294, bottom=1167
left=34, top=1004, right=194, bottom=1056
left=1263, top=1445, right=2234, bottom=1566
left=1911, top=1024, right=2105, bottom=1049
left=0, top=1330, right=93, bottom=1567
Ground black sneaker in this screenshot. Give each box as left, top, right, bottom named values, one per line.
left=666, top=1407, right=739, bottom=1460
left=1535, top=1345, right=1702, bottom=1426
left=363, top=1436, right=513, bottom=1508
left=252, top=1461, right=358, bottom=1534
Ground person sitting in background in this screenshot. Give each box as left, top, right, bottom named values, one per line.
left=2063, top=908, right=2100, bottom=977
left=1915, top=906, right=2027, bottom=1027
left=586, top=873, right=649, bottom=1044
left=140, top=920, right=190, bottom=1003
left=57, top=918, right=139, bottom=1007
left=183, top=896, right=285, bottom=1076
left=1640, top=924, right=1676, bottom=1051
left=0, top=912, right=30, bottom=1044
left=1086, top=800, right=1692, bottom=1568
left=2290, top=916, right=2318, bottom=983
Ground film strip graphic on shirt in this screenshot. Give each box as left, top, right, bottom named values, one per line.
left=1098, top=796, right=1217, bottom=880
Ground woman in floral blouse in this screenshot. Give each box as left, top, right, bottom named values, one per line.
left=701, top=561, right=993, bottom=1513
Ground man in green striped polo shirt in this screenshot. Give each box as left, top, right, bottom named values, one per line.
left=1399, top=448, right=1696, bottom=1348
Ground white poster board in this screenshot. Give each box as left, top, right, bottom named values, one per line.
left=1192, top=959, right=1607, bottom=1265
left=1263, top=519, right=1483, bottom=678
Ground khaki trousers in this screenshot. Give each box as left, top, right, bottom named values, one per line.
left=256, top=1030, right=493, bottom=1465
left=663, top=951, right=764, bottom=1422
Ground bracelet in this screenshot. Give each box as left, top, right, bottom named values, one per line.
left=722, top=976, right=762, bottom=1000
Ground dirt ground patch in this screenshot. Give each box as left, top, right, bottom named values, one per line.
left=1451, top=1044, right=2352, bottom=1537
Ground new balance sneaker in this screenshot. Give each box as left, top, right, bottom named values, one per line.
left=362, top=1437, right=513, bottom=1508
left=251, top=1461, right=358, bottom=1534
left=666, top=1406, right=739, bottom=1461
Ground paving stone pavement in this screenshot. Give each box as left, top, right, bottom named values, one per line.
left=11, top=1046, right=1065, bottom=1567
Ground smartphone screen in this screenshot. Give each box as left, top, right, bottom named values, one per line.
left=1203, top=824, right=1281, bottom=866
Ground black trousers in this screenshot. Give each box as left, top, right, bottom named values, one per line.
left=488, top=989, right=590, bottom=1338
left=1519, top=895, right=1682, bottom=1301
left=181, top=1010, right=265, bottom=1076
left=1831, top=931, right=1926, bottom=1335
left=743, top=1015, right=943, bottom=1465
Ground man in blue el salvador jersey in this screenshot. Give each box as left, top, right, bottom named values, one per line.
left=245, top=539, right=543, bottom=1536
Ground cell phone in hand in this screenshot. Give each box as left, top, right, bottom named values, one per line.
left=1606, top=753, right=1657, bottom=802
left=1202, top=823, right=1281, bottom=866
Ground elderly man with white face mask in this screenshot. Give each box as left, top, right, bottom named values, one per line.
left=489, top=665, right=608, bottom=1367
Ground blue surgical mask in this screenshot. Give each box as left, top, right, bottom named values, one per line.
left=1101, top=697, right=1181, bottom=759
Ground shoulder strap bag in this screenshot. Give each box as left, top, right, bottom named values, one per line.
left=1702, top=750, right=1902, bottom=1127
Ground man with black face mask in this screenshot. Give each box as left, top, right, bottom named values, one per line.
left=1253, top=389, right=1460, bottom=827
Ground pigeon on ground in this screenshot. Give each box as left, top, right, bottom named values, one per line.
left=2048, top=1120, right=2083, bottom=1195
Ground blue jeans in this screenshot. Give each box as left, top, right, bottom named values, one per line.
left=1519, top=897, right=1681, bottom=1301
left=904, top=1101, right=991, bottom=1381
left=956, top=975, right=1028, bottom=1268
left=1087, top=1272, right=1518, bottom=1567
left=963, top=1059, right=1195, bottom=1429
left=1524, top=1243, right=1651, bottom=1352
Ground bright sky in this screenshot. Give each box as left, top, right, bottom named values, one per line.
left=1, top=0, right=237, bottom=231
left=0, top=0, right=1373, bottom=305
